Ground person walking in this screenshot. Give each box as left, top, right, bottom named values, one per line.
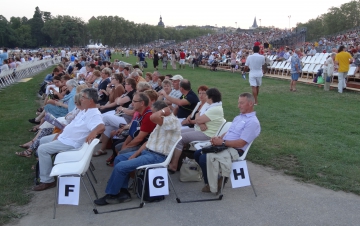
left=245, top=46, right=265, bottom=105
left=290, top=48, right=302, bottom=92
left=335, top=45, right=352, bottom=93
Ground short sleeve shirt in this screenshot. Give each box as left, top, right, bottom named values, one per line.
left=177, top=90, right=199, bottom=118
left=194, top=105, right=224, bottom=137
left=290, top=53, right=302, bottom=74
left=223, top=112, right=261, bottom=151
left=335, top=51, right=352, bottom=72
left=58, top=108, right=104, bottom=148
left=245, top=53, right=265, bottom=77
left=138, top=107, right=156, bottom=133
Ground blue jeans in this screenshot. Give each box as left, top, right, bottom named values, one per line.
left=194, top=149, right=208, bottom=184
left=105, top=149, right=166, bottom=195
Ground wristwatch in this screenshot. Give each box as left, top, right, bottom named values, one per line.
left=222, top=140, right=226, bottom=146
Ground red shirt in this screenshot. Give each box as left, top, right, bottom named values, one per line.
left=180, top=52, right=186, bottom=59
left=136, top=106, right=156, bottom=133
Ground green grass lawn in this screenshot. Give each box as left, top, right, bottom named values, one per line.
left=0, top=54, right=359, bottom=224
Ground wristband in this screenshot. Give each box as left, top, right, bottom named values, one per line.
left=161, top=109, right=165, bottom=115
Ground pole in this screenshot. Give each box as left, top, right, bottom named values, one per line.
left=288, top=15, right=291, bottom=29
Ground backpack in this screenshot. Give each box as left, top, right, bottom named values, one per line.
left=143, top=61, right=148, bottom=68
left=136, top=169, right=165, bottom=202
left=128, top=110, right=151, bottom=139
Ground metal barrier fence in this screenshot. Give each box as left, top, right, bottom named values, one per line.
left=0, top=56, right=61, bottom=89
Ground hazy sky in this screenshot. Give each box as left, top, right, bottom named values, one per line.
left=2, top=0, right=353, bottom=29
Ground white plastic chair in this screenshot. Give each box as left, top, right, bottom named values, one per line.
left=50, top=139, right=99, bottom=219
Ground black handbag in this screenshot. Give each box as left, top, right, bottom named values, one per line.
left=201, top=145, right=228, bottom=154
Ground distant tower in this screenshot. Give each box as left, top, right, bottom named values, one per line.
left=249, top=17, right=258, bottom=29
left=157, top=15, right=165, bottom=27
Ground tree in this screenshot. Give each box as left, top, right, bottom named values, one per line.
left=30, top=6, right=45, bottom=47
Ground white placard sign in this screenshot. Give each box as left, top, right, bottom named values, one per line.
left=148, top=168, right=169, bottom=197
left=230, top=160, right=251, bottom=188
left=58, top=177, right=80, bottom=205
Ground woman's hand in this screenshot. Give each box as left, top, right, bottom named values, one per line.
left=47, top=99, right=56, bottom=105
left=199, top=123, right=208, bottom=131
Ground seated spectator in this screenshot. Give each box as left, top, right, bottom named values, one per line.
left=149, top=71, right=160, bottom=89
left=137, top=82, right=152, bottom=92
left=90, top=70, right=101, bottom=88
left=113, top=93, right=156, bottom=155
left=99, top=73, right=125, bottom=113
left=157, top=79, right=172, bottom=101
left=308, top=45, right=317, bottom=56
left=194, top=92, right=260, bottom=193
left=145, top=72, right=152, bottom=83
left=154, top=75, right=165, bottom=92
left=43, top=79, right=78, bottom=118
left=92, top=78, right=137, bottom=157
left=94, top=100, right=181, bottom=205
left=181, top=85, right=208, bottom=128
left=158, top=79, right=199, bottom=119
left=33, top=88, right=105, bottom=191
left=16, top=93, right=83, bottom=157
left=97, top=68, right=112, bottom=106
left=168, top=88, right=224, bottom=172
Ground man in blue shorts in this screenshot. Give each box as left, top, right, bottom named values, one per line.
left=290, top=48, right=302, bottom=92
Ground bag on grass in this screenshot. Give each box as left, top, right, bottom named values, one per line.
left=179, top=158, right=203, bottom=182
left=317, top=76, right=324, bottom=84
left=136, top=169, right=165, bottom=202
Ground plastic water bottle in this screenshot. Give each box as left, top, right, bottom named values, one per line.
left=242, top=73, right=246, bottom=80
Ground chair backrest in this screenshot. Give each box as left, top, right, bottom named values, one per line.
left=348, top=66, right=357, bottom=76
left=163, top=136, right=182, bottom=166
left=307, top=64, right=316, bottom=72
left=81, top=139, right=100, bottom=175
left=238, top=140, right=254, bottom=161
left=312, top=64, right=321, bottom=73
left=302, top=63, right=310, bottom=71
left=301, top=56, right=308, bottom=63
left=218, top=122, right=232, bottom=136
left=214, top=119, right=226, bottom=136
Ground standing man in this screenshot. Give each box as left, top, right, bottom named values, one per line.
left=290, top=48, right=302, bottom=92
left=179, top=49, right=186, bottom=69
left=335, top=45, right=352, bottom=93
left=245, top=46, right=265, bottom=105
left=33, top=88, right=105, bottom=191
left=138, top=49, right=145, bottom=70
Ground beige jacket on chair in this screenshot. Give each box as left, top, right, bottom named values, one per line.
left=206, top=148, right=239, bottom=193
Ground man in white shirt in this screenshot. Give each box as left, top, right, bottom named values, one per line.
left=308, top=46, right=317, bottom=56
left=33, top=88, right=105, bottom=191
left=60, top=49, right=66, bottom=60
left=245, top=46, right=265, bottom=105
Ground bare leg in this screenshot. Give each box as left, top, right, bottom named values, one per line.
left=35, top=111, right=45, bottom=122
left=292, top=81, right=297, bottom=91
left=168, top=149, right=182, bottom=171
left=100, top=134, right=110, bottom=151
left=251, top=86, right=258, bottom=104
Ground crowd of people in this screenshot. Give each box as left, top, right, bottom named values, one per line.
left=14, top=50, right=261, bottom=206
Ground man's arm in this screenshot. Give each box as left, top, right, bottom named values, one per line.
left=150, top=106, right=171, bottom=125
left=128, top=142, right=147, bottom=159
left=86, top=124, right=105, bottom=143
left=121, top=131, right=149, bottom=150
left=159, top=90, right=189, bottom=106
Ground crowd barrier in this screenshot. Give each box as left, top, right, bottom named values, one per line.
left=0, top=56, right=61, bottom=89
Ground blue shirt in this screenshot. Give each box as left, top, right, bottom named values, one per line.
left=44, top=73, right=53, bottom=83
left=223, top=111, right=261, bottom=151
left=290, top=53, right=302, bottom=74
left=0, top=52, right=9, bottom=66
left=138, top=52, right=145, bottom=61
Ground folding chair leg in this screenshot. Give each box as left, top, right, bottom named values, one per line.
left=81, top=177, right=98, bottom=214
left=90, top=161, right=95, bottom=171
left=88, top=167, right=98, bottom=184
left=167, top=174, right=180, bottom=203
left=53, top=176, right=60, bottom=219
left=85, top=172, right=98, bottom=199
left=249, top=175, right=257, bottom=197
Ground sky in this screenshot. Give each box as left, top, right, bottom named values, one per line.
left=1, top=0, right=353, bottom=29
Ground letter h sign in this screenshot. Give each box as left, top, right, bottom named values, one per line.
left=230, top=160, right=251, bottom=188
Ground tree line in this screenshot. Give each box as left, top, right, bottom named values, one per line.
left=0, top=7, right=212, bottom=48
left=297, top=0, right=360, bottom=41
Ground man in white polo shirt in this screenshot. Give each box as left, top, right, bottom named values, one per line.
left=33, top=88, right=105, bottom=191
left=245, top=46, right=265, bottom=105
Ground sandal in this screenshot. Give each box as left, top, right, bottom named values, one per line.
left=92, top=149, right=107, bottom=157
left=29, top=128, right=39, bottom=132
left=19, top=141, right=34, bottom=149
left=15, top=149, right=33, bottom=158
left=37, top=107, right=43, bottom=113
left=106, top=154, right=115, bottom=163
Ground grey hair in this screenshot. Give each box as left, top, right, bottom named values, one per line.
left=102, top=68, right=112, bottom=76
left=130, top=71, right=139, bottom=77
left=152, top=100, right=168, bottom=112
left=137, top=82, right=151, bottom=91
left=330, top=53, right=336, bottom=57
left=239, top=92, right=255, bottom=104
left=136, top=92, right=150, bottom=106
left=113, top=62, right=119, bottom=66
left=162, top=79, right=172, bottom=87
left=294, top=48, right=300, bottom=53
left=81, top=88, right=98, bottom=103
left=66, top=79, right=78, bottom=88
